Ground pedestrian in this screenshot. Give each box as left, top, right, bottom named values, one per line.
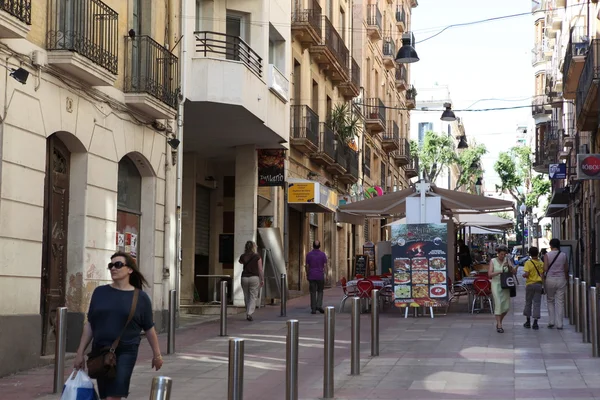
left=305, top=240, right=327, bottom=314
left=488, top=245, right=516, bottom=333
left=239, top=240, right=264, bottom=321
left=457, top=239, right=472, bottom=277
left=544, top=238, right=569, bottom=329
left=73, top=252, right=163, bottom=400
left=522, top=246, right=544, bottom=330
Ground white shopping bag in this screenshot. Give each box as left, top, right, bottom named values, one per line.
left=61, top=370, right=98, bottom=400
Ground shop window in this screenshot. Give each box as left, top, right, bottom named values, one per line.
left=117, top=157, right=142, bottom=258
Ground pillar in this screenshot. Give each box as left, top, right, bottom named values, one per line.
left=181, top=153, right=197, bottom=305
left=233, top=145, right=258, bottom=306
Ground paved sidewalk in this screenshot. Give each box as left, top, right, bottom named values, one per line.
left=3, top=280, right=600, bottom=400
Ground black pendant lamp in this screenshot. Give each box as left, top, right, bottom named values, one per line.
left=440, top=102, right=456, bottom=121
left=395, top=32, right=419, bottom=64
left=457, top=135, right=469, bottom=149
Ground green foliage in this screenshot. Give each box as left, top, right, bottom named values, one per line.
left=417, top=131, right=457, bottom=183
left=526, top=174, right=551, bottom=208
left=409, top=139, right=418, bottom=158
left=454, top=142, right=487, bottom=192
left=327, top=103, right=359, bottom=144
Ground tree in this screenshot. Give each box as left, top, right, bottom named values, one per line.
left=411, top=131, right=487, bottom=193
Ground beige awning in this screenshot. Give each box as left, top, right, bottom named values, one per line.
left=338, top=184, right=514, bottom=216
left=454, top=212, right=514, bottom=229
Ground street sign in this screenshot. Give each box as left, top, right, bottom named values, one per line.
left=577, top=154, right=600, bottom=180
left=549, top=163, right=567, bottom=179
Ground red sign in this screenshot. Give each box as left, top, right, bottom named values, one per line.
left=581, top=156, right=600, bottom=176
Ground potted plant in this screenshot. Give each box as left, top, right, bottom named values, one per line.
left=328, top=103, right=360, bottom=151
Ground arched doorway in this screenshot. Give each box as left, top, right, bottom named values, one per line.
left=117, top=156, right=142, bottom=260
left=41, top=135, right=71, bottom=355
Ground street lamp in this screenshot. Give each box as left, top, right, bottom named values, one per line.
left=520, top=203, right=527, bottom=258
left=395, top=32, right=420, bottom=63
left=440, top=102, right=456, bottom=121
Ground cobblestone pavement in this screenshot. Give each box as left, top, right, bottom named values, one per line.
left=3, top=278, right=600, bottom=400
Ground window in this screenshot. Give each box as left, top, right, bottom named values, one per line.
left=340, top=8, right=346, bottom=42
left=312, top=80, right=319, bottom=113
left=268, top=23, right=285, bottom=72
left=418, top=122, right=433, bottom=145
left=364, top=146, right=371, bottom=177
left=117, top=157, right=142, bottom=258
left=380, top=161, right=385, bottom=187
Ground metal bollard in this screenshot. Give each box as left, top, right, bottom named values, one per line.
left=228, top=338, right=244, bottom=400
left=575, top=277, right=581, bottom=332
left=582, top=281, right=590, bottom=343
left=591, top=287, right=599, bottom=357
left=323, top=306, right=335, bottom=399
left=351, top=297, right=360, bottom=375
left=371, top=289, right=379, bottom=357
left=220, top=281, right=228, bottom=336
left=569, top=275, right=575, bottom=325
left=280, top=274, right=287, bottom=317
left=150, top=376, right=173, bottom=400
left=168, top=290, right=176, bottom=354
left=286, top=320, right=299, bottom=400
left=53, top=307, right=67, bottom=393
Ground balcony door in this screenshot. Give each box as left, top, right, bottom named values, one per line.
left=56, top=0, right=76, bottom=50
left=226, top=12, right=246, bottom=61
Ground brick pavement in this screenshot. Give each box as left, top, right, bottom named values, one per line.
left=3, top=278, right=600, bottom=400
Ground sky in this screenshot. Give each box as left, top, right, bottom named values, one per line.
left=410, top=0, right=533, bottom=192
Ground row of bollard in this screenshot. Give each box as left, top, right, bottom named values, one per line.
left=566, top=275, right=600, bottom=358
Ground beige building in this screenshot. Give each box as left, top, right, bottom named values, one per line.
left=0, top=0, right=180, bottom=376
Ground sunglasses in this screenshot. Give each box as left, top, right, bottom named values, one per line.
left=107, top=261, right=127, bottom=270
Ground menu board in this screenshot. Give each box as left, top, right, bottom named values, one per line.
left=363, top=243, right=376, bottom=275
left=354, top=254, right=368, bottom=277
left=391, top=223, right=449, bottom=307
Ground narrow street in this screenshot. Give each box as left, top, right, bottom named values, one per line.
left=3, top=280, right=600, bottom=400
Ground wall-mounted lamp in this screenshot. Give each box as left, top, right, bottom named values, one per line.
left=1, top=65, right=28, bottom=84
left=167, top=137, right=180, bottom=166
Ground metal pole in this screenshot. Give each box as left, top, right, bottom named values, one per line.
left=220, top=281, right=228, bottom=336
left=582, top=281, right=589, bottom=343
left=150, top=376, right=173, bottom=400
left=323, top=306, right=335, bottom=399
left=286, top=320, right=299, bottom=400
left=280, top=273, right=287, bottom=317
left=168, top=290, right=176, bottom=354
left=53, top=307, right=67, bottom=393
left=590, top=286, right=599, bottom=357
left=575, top=277, right=581, bottom=332
left=351, top=297, right=360, bottom=375
left=371, top=289, right=379, bottom=357
left=569, top=275, right=574, bottom=325
left=228, top=338, right=244, bottom=400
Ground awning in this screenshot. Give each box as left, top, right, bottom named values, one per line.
left=544, top=190, right=570, bottom=218
left=338, top=183, right=514, bottom=216
left=287, top=179, right=338, bottom=213
left=454, top=212, right=514, bottom=229
left=468, top=226, right=505, bottom=235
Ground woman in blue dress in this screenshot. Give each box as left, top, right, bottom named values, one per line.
left=73, top=252, right=163, bottom=399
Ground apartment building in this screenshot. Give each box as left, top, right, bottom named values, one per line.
left=533, top=0, right=598, bottom=287
left=0, top=0, right=180, bottom=376
left=181, top=0, right=290, bottom=306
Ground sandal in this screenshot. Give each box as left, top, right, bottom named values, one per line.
left=496, top=325, right=504, bottom=333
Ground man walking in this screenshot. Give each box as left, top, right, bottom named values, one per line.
left=306, top=240, right=327, bottom=314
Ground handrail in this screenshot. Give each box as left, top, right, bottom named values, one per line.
left=292, top=0, right=322, bottom=38
left=195, top=31, right=263, bottom=77
left=322, top=16, right=349, bottom=73
left=346, top=149, right=359, bottom=178
left=291, top=105, right=319, bottom=146
left=365, top=98, right=386, bottom=128
left=319, top=123, right=335, bottom=159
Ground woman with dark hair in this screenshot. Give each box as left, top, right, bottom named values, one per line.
left=239, top=241, right=264, bottom=321
left=488, top=245, right=516, bottom=333
left=73, top=252, right=163, bottom=400
left=522, top=247, right=544, bottom=330
left=544, top=238, right=569, bottom=329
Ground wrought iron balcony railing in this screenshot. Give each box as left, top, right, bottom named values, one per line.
left=395, top=64, right=407, bottom=81
left=47, top=0, right=118, bottom=74
left=291, top=105, right=319, bottom=145
left=367, top=4, right=382, bottom=31
left=124, top=36, right=180, bottom=108
left=346, top=148, right=359, bottom=178
left=334, top=142, right=348, bottom=169
left=364, top=98, right=386, bottom=126
left=1, top=0, right=31, bottom=25
left=319, top=122, right=335, bottom=159
left=395, top=6, right=406, bottom=24
left=563, top=26, right=589, bottom=78
left=350, top=58, right=360, bottom=88
left=291, top=0, right=322, bottom=38
left=322, top=16, right=349, bottom=73
left=382, top=121, right=399, bottom=143
left=576, top=39, right=600, bottom=120
left=195, top=31, right=262, bottom=77
left=383, top=37, right=395, bottom=57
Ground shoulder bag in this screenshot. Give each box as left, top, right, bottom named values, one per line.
left=528, top=260, right=546, bottom=295
left=87, top=289, right=139, bottom=379
left=500, top=259, right=516, bottom=290
left=544, top=250, right=561, bottom=279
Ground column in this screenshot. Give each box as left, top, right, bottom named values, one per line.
left=180, top=153, right=197, bottom=305
left=234, top=145, right=258, bottom=306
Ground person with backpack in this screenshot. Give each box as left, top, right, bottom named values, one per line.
left=522, top=247, right=544, bottom=330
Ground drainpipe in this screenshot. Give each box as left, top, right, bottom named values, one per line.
left=174, top=0, right=188, bottom=319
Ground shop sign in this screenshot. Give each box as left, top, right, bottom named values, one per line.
left=258, top=149, right=286, bottom=186
left=391, top=223, right=449, bottom=307
left=549, top=163, right=566, bottom=179
left=318, top=184, right=338, bottom=211
left=577, top=154, right=600, bottom=180
left=288, top=182, right=315, bottom=203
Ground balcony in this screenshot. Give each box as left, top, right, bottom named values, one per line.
left=576, top=40, right=600, bottom=131
left=291, top=0, right=322, bottom=49
left=310, top=123, right=336, bottom=166
left=291, top=105, right=319, bottom=155
left=340, top=149, right=359, bottom=184
left=366, top=4, right=382, bottom=41
left=339, top=58, right=360, bottom=99
left=406, top=86, right=416, bottom=109
left=46, top=0, right=117, bottom=86
left=393, top=139, right=410, bottom=166
left=395, top=64, right=407, bottom=90
left=327, top=140, right=348, bottom=175
left=531, top=42, right=551, bottom=67
left=0, top=0, right=30, bottom=38
left=533, top=122, right=559, bottom=173
left=395, top=6, right=406, bottom=32
left=563, top=27, right=588, bottom=100
left=309, top=16, right=349, bottom=83
left=364, top=98, right=386, bottom=134
left=124, top=36, right=179, bottom=119
left=532, top=95, right=551, bottom=117
left=382, top=37, right=396, bottom=69
left=404, top=156, right=419, bottom=179
left=381, top=121, right=400, bottom=152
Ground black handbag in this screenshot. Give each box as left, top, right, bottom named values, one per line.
left=500, top=261, right=516, bottom=289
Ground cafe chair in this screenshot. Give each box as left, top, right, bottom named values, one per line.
left=471, top=278, right=493, bottom=314
left=445, top=277, right=470, bottom=314
left=339, top=277, right=358, bottom=312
